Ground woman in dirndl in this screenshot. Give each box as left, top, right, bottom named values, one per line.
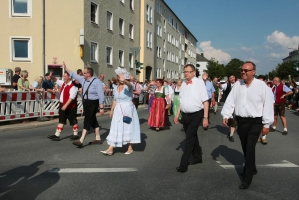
left=148, top=79, right=170, bottom=131
left=101, top=68, right=140, bottom=156
left=172, top=79, right=182, bottom=120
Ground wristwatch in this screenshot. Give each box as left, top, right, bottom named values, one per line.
left=203, top=117, right=208, bottom=120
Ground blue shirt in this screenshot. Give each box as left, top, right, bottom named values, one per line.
left=42, top=80, right=54, bottom=90
left=70, top=71, right=105, bottom=104
left=205, top=80, right=215, bottom=99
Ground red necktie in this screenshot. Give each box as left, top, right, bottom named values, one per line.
left=186, top=80, right=192, bottom=85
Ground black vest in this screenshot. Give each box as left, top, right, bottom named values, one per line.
left=223, top=83, right=232, bottom=102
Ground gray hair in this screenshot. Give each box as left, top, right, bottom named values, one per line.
left=20, top=70, right=28, bottom=77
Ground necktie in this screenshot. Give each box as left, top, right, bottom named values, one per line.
left=186, top=80, right=192, bottom=85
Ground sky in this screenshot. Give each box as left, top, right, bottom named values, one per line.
left=164, top=0, right=299, bottom=75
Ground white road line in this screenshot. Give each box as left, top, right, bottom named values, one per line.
left=218, top=160, right=299, bottom=169
left=47, top=168, right=138, bottom=173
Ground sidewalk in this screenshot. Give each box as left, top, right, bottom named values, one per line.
left=0, top=104, right=147, bottom=132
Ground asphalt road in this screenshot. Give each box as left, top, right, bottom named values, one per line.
left=0, top=106, right=299, bottom=200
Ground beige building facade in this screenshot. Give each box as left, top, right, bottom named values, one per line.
left=0, top=0, right=140, bottom=85
left=1, top=0, right=195, bottom=85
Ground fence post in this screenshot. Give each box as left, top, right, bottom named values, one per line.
left=37, top=90, right=50, bottom=122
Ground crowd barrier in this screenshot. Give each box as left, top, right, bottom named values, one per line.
left=0, top=90, right=114, bottom=122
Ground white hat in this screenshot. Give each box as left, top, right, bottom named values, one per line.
left=115, top=67, right=130, bottom=79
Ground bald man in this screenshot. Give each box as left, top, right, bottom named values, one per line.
left=271, top=77, right=293, bottom=135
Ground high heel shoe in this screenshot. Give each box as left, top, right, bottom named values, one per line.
left=124, top=150, right=133, bottom=155
left=156, top=128, right=159, bottom=132
left=100, top=150, right=113, bottom=156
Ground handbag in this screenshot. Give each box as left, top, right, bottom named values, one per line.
left=118, top=87, right=134, bottom=124
left=122, top=116, right=132, bottom=124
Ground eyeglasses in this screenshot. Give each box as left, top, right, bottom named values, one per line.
left=183, top=71, right=194, bottom=73
left=240, top=69, right=254, bottom=73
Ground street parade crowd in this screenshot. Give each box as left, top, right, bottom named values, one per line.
left=1, top=61, right=297, bottom=190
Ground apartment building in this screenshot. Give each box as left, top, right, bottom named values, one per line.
left=0, top=0, right=140, bottom=83
left=139, top=0, right=197, bottom=81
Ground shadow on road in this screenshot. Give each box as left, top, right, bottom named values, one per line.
left=211, top=145, right=244, bottom=180
left=209, top=124, right=228, bottom=136
left=0, top=161, right=59, bottom=199
left=111, top=133, right=148, bottom=153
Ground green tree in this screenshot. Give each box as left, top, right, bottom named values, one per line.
left=204, top=58, right=225, bottom=79
left=224, top=58, right=244, bottom=79
left=276, top=61, right=297, bottom=80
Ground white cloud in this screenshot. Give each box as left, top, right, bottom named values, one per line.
left=198, top=41, right=231, bottom=64
left=266, top=31, right=299, bottom=49
left=270, top=53, right=282, bottom=58
left=241, top=46, right=251, bottom=51
left=247, top=58, right=259, bottom=63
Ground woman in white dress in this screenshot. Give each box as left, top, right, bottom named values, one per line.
left=101, top=68, right=141, bottom=156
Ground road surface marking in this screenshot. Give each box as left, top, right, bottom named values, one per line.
left=47, top=168, right=138, bottom=173
left=219, top=160, right=299, bottom=169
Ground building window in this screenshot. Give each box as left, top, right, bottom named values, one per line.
left=120, top=0, right=125, bottom=4
left=119, top=50, right=124, bottom=67
left=106, top=46, right=113, bottom=65
left=129, top=24, right=134, bottom=39
left=156, top=3, right=162, bottom=15
left=129, top=53, right=133, bottom=68
left=11, top=37, right=32, bottom=62
left=130, top=0, right=134, bottom=10
left=163, top=40, right=166, bottom=52
left=157, top=25, right=162, bottom=37
left=146, top=4, right=152, bottom=23
left=91, top=2, right=98, bottom=24
left=90, top=42, right=98, bottom=63
left=107, top=11, right=113, bottom=30
left=146, top=31, right=152, bottom=49
left=156, top=47, right=161, bottom=58
left=164, top=20, right=166, bottom=33
left=10, top=0, right=32, bottom=17
left=119, top=18, right=124, bottom=35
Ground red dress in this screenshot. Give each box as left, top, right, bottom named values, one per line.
left=148, top=87, right=166, bottom=128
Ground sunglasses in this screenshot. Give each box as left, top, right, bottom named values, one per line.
left=240, top=69, right=254, bottom=73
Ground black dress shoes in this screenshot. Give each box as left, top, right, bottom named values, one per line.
left=176, top=167, right=187, bottom=172
left=189, top=160, right=202, bottom=165
left=239, top=183, right=250, bottom=189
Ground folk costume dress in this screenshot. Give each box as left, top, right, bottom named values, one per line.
left=148, top=85, right=156, bottom=111
left=148, top=86, right=169, bottom=128
left=172, top=86, right=182, bottom=120
left=106, top=85, right=141, bottom=147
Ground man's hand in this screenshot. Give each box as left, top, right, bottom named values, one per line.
left=203, top=118, right=209, bottom=129
left=262, top=127, right=269, bottom=136
left=223, top=118, right=229, bottom=127
left=174, top=116, right=180, bottom=124
left=61, top=105, right=67, bottom=110
left=280, top=94, right=285, bottom=99
left=63, top=61, right=66, bottom=69
left=99, top=108, right=104, bottom=116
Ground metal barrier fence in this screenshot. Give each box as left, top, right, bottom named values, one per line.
left=0, top=90, right=114, bottom=122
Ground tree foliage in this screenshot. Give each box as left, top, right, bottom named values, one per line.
left=276, top=61, right=297, bottom=80
left=204, top=58, right=225, bottom=79
left=224, top=58, right=244, bottom=79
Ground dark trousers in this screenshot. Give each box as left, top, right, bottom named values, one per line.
left=180, top=110, right=203, bottom=170
left=236, top=116, right=263, bottom=185
left=133, top=97, right=139, bottom=109
left=83, top=100, right=99, bottom=131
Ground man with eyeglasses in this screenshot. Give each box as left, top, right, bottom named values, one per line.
left=174, top=64, right=209, bottom=173
left=221, top=61, right=274, bottom=189
left=63, top=62, right=105, bottom=148
left=220, top=74, right=237, bottom=142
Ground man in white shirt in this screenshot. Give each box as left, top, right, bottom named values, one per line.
left=221, top=61, right=274, bottom=189
left=47, top=72, right=79, bottom=141
left=174, top=64, right=209, bottom=173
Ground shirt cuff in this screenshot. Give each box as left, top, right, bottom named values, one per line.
left=263, top=124, right=270, bottom=128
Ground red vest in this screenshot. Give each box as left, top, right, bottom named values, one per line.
left=60, top=82, right=77, bottom=109
left=272, top=83, right=285, bottom=104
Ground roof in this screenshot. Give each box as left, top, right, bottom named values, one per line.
left=196, top=53, right=209, bottom=62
